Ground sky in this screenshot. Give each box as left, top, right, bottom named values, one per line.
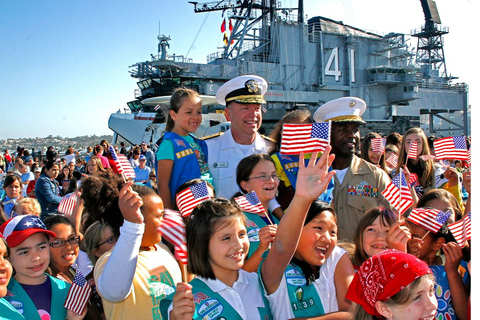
left=0, top=0, right=476, bottom=140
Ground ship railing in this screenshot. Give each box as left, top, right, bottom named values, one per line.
left=151, top=54, right=193, bottom=64
left=207, top=51, right=226, bottom=63
left=417, top=80, right=468, bottom=92
left=411, top=23, right=449, bottom=36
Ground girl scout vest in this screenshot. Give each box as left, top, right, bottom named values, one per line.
left=188, top=278, right=271, bottom=320
left=244, top=211, right=279, bottom=259
left=5, top=275, right=69, bottom=320
left=275, top=153, right=334, bottom=204
left=163, top=132, right=209, bottom=202
left=283, top=263, right=325, bottom=318
left=160, top=278, right=272, bottom=320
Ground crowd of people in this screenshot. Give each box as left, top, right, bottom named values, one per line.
left=0, top=74, right=472, bottom=320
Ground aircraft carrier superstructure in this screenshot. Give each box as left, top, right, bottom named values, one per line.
left=109, top=0, right=469, bottom=145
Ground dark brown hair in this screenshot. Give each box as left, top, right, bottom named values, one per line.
left=165, top=87, right=201, bottom=132
left=236, top=153, right=275, bottom=193
left=186, top=198, right=245, bottom=279
left=361, top=132, right=387, bottom=172
left=353, top=207, right=398, bottom=267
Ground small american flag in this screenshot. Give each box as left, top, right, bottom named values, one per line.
left=371, top=138, right=386, bottom=154
left=234, top=191, right=266, bottom=215
left=407, top=141, right=418, bottom=160
left=159, top=209, right=187, bottom=264
left=381, top=169, right=413, bottom=216
left=409, top=173, right=419, bottom=187
left=64, top=270, right=92, bottom=314
left=386, top=153, right=398, bottom=168
left=407, top=208, right=451, bottom=234
left=434, top=136, right=469, bottom=161
left=448, top=212, right=471, bottom=247
left=280, top=122, right=331, bottom=155
left=58, top=192, right=78, bottom=216
left=109, top=146, right=136, bottom=180
left=176, top=182, right=211, bottom=217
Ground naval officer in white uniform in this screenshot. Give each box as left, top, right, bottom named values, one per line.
left=205, top=75, right=273, bottom=199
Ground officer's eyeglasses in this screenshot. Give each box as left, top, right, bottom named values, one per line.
left=96, top=235, right=118, bottom=248
left=247, top=174, right=279, bottom=182
left=49, top=235, right=81, bottom=248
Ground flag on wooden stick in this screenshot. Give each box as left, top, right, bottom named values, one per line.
left=176, top=182, right=211, bottom=217
left=448, top=212, right=471, bottom=247
left=381, top=169, right=413, bottom=216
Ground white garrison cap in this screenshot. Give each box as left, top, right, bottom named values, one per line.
left=313, top=97, right=367, bottom=123
left=216, top=75, right=268, bottom=106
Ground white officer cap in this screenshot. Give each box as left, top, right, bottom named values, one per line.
left=216, top=75, right=268, bottom=106
left=313, top=97, right=367, bottom=123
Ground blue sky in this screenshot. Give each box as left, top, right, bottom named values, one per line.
left=0, top=0, right=476, bottom=139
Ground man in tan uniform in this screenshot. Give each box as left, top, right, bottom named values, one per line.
left=314, top=97, right=392, bottom=241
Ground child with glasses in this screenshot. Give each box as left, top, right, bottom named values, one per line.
left=0, top=215, right=72, bottom=319
left=234, top=153, right=280, bottom=272
left=44, top=215, right=105, bottom=320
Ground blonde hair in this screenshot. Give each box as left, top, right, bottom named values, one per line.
left=15, top=198, right=41, bottom=216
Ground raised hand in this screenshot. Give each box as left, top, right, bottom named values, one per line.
left=118, top=181, right=144, bottom=224
left=294, top=145, right=336, bottom=202
left=386, top=220, right=411, bottom=252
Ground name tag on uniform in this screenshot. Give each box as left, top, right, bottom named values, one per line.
left=213, top=162, right=228, bottom=168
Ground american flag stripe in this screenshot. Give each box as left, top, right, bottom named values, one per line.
left=434, top=136, right=469, bottom=161
left=448, top=212, right=471, bottom=247
left=280, top=123, right=331, bottom=155
left=407, top=208, right=450, bottom=234
left=386, top=153, right=398, bottom=168
left=58, top=192, right=78, bottom=216
left=175, top=182, right=210, bottom=217
left=159, top=210, right=187, bottom=263
left=381, top=170, right=413, bottom=216
left=371, top=138, right=386, bottom=153
left=234, top=191, right=266, bottom=215
left=64, top=270, right=92, bottom=314
left=407, top=141, right=418, bottom=160
left=109, top=146, right=136, bottom=179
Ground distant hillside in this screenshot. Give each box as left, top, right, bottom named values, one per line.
left=1, top=134, right=117, bottom=154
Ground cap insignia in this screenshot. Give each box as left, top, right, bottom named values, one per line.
left=349, top=100, right=357, bottom=108
left=245, top=79, right=259, bottom=93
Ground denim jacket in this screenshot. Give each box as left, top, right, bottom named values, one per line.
left=35, top=173, right=63, bottom=216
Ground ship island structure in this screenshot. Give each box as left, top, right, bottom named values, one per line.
left=108, top=0, right=470, bottom=146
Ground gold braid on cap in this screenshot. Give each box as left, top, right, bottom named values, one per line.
left=325, top=115, right=365, bottom=123
left=225, top=95, right=266, bottom=103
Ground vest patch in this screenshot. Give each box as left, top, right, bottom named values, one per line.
left=198, top=299, right=224, bottom=320
left=285, top=268, right=307, bottom=286
left=247, top=227, right=260, bottom=242
left=175, top=148, right=194, bottom=159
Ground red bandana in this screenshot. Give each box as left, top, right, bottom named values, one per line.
left=346, top=250, right=431, bottom=316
